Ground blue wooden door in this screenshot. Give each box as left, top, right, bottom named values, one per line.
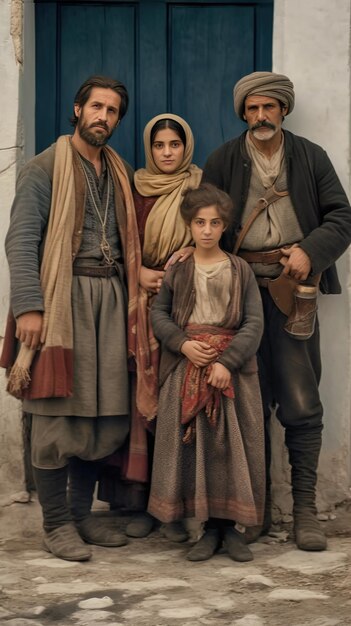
left=35, top=0, right=273, bottom=168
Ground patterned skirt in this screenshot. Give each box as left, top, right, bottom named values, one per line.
left=148, top=360, right=265, bottom=527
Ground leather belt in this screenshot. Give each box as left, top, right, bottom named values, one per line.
left=73, top=265, right=118, bottom=278
left=238, top=249, right=284, bottom=264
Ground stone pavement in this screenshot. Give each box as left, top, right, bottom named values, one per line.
left=0, top=495, right=351, bottom=626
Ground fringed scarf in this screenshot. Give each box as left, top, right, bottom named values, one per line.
left=181, top=325, right=235, bottom=444
left=2, top=136, right=140, bottom=400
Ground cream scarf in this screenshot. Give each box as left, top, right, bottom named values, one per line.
left=7, top=136, right=76, bottom=397
left=6, top=135, right=140, bottom=399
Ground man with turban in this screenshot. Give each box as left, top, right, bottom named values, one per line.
left=202, top=71, right=351, bottom=551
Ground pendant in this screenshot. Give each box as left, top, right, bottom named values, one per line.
left=100, top=232, right=114, bottom=266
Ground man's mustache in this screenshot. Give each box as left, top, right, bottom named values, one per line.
left=251, top=120, right=276, bottom=131
left=90, top=122, right=109, bottom=131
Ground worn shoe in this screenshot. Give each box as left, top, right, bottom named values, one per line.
left=294, top=510, right=327, bottom=551
left=76, top=516, right=128, bottom=547
left=126, top=513, right=155, bottom=538
left=187, top=529, right=221, bottom=562
left=160, top=521, right=188, bottom=543
left=224, top=527, right=253, bottom=562
left=43, top=522, right=92, bottom=561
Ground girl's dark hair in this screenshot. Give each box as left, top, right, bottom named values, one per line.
left=180, top=183, right=233, bottom=226
left=150, top=118, right=186, bottom=147
left=70, top=75, right=129, bottom=126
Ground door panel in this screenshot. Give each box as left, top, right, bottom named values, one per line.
left=37, top=3, right=137, bottom=164
left=169, top=5, right=254, bottom=165
left=35, top=0, right=273, bottom=168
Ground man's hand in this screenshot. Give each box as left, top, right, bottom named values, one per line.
left=139, top=266, right=165, bottom=293
left=280, top=244, right=311, bottom=281
left=16, top=311, right=43, bottom=350
left=207, top=362, right=231, bottom=390
left=164, top=246, right=195, bottom=270
left=181, top=340, right=217, bottom=368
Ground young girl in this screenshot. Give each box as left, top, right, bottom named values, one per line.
left=148, top=183, right=265, bottom=562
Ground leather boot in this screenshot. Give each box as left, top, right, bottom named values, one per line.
left=294, top=509, right=327, bottom=551
left=68, top=457, right=98, bottom=522
left=33, top=466, right=71, bottom=529
left=33, top=466, right=91, bottom=561
left=43, top=523, right=91, bottom=561
left=187, top=529, right=221, bottom=561
left=68, top=457, right=127, bottom=548
left=286, top=426, right=326, bottom=551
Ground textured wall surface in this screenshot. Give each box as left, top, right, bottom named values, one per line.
left=272, top=0, right=351, bottom=513
left=0, top=1, right=31, bottom=498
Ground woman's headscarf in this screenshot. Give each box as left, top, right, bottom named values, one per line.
left=134, top=113, right=202, bottom=267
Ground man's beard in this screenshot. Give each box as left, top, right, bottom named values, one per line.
left=77, top=117, right=115, bottom=147
left=250, top=120, right=277, bottom=141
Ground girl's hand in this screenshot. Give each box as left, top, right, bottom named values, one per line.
left=181, top=340, right=217, bottom=367
left=207, top=362, right=231, bottom=390
left=164, top=246, right=195, bottom=270
left=139, top=265, right=165, bottom=293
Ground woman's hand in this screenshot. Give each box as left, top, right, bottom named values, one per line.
left=207, top=362, right=231, bottom=390
left=164, top=246, right=195, bottom=270
left=181, top=340, right=217, bottom=368
left=139, top=265, right=165, bottom=293
left=16, top=311, right=43, bottom=350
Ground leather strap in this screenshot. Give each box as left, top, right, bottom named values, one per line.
left=239, top=249, right=284, bottom=264
left=233, top=185, right=289, bottom=255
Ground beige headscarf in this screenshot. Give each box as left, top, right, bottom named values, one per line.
left=233, top=71, right=295, bottom=120
left=134, top=113, right=202, bottom=267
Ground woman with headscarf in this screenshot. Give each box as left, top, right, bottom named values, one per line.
left=98, top=114, right=202, bottom=540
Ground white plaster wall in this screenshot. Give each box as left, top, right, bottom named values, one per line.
left=272, top=0, right=351, bottom=511
left=0, top=0, right=35, bottom=497
left=0, top=1, right=20, bottom=332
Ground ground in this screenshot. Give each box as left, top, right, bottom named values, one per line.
left=1, top=497, right=351, bottom=626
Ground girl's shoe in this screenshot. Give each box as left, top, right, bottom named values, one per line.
left=224, top=527, right=253, bottom=562
left=186, top=529, right=221, bottom=561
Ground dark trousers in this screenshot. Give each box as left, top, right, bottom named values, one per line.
left=258, top=288, right=323, bottom=514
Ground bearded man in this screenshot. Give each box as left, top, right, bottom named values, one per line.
left=202, top=71, right=351, bottom=551
left=1, top=76, right=140, bottom=561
